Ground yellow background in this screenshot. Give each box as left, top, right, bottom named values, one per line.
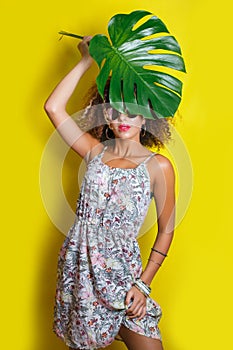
left=1, top=1, right=233, bottom=349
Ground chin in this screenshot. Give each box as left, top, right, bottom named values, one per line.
left=114, top=132, right=140, bottom=141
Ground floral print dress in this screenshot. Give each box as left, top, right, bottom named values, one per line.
left=53, top=146, right=162, bottom=349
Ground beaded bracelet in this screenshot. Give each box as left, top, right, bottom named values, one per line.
left=133, top=278, right=151, bottom=297
left=151, top=248, right=168, bottom=257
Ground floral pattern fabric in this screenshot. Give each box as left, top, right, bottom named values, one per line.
left=53, top=146, right=162, bottom=349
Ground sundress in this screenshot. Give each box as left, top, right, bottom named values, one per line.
left=53, top=145, right=162, bottom=349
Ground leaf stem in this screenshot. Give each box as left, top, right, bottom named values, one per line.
left=58, top=31, right=84, bottom=40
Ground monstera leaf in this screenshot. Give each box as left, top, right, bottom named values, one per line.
left=89, top=10, right=186, bottom=119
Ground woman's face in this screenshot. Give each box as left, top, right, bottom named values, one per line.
left=105, top=108, right=145, bottom=141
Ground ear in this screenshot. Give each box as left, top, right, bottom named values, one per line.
left=141, top=117, right=146, bottom=125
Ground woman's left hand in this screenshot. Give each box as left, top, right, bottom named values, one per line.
left=125, top=286, right=147, bottom=320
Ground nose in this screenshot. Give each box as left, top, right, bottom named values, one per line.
left=118, top=113, right=128, bottom=121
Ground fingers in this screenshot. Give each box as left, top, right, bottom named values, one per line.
left=81, top=35, right=93, bottom=46
left=83, top=35, right=93, bottom=42
left=125, top=287, right=147, bottom=320
left=77, top=36, right=93, bottom=63
left=138, top=306, right=147, bottom=320
left=125, top=288, right=134, bottom=306
left=78, top=36, right=92, bottom=49
left=127, top=300, right=146, bottom=319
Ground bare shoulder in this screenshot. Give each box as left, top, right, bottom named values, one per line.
left=152, top=154, right=174, bottom=172
left=148, top=153, right=175, bottom=185
left=85, top=142, right=104, bottom=162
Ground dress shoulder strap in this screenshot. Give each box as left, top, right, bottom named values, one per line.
left=86, top=145, right=107, bottom=164
left=99, top=145, right=108, bottom=156
left=144, top=152, right=156, bottom=164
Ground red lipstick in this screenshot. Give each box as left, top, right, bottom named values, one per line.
left=118, top=124, right=131, bottom=132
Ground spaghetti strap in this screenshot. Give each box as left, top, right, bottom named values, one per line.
left=86, top=145, right=107, bottom=165
left=99, top=145, right=108, bottom=157
left=144, top=152, right=156, bottom=164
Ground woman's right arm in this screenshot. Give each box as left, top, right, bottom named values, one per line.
left=44, top=36, right=100, bottom=158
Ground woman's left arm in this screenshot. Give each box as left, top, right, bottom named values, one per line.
left=125, top=155, right=175, bottom=319
left=140, top=154, right=176, bottom=285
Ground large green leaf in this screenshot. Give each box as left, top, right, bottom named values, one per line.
left=89, top=10, right=186, bottom=119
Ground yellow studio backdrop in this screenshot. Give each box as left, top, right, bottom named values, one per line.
left=1, top=1, right=233, bottom=349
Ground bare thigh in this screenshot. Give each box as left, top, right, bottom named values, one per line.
left=68, top=325, right=164, bottom=350
left=119, top=324, right=164, bottom=350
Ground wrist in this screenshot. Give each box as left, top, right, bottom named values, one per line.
left=140, top=270, right=157, bottom=286
left=133, top=278, right=151, bottom=297
left=140, top=275, right=152, bottom=286
left=80, top=56, right=93, bottom=70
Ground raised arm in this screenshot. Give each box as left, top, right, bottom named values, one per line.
left=140, top=154, right=176, bottom=285
left=44, top=36, right=100, bottom=158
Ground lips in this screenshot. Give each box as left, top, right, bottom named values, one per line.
left=118, top=124, right=131, bottom=132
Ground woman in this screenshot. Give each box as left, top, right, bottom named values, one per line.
left=44, top=36, right=175, bottom=350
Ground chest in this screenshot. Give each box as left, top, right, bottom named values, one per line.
left=83, top=160, right=151, bottom=201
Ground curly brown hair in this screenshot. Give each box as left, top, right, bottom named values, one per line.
left=77, top=80, right=174, bottom=150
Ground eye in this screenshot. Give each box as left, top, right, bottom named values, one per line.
left=105, top=107, right=120, bottom=120
left=111, top=109, right=120, bottom=120
left=104, top=106, right=138, bottom=120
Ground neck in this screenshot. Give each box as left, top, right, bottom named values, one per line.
left=111, top=138, right=142, bottom=157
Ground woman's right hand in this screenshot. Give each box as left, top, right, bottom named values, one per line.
left=78, top=36, right=93, bottom=66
